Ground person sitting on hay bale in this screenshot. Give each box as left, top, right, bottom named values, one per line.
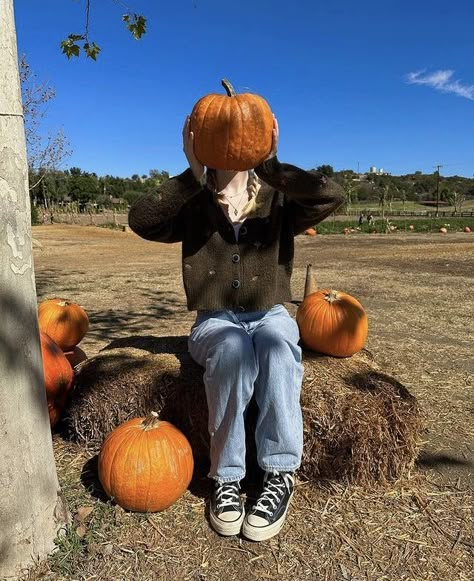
left=128, top=112, right=344, bottom=541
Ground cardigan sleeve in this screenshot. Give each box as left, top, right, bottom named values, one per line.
left=255, top=156, right=345, bottom=234
left=128, top=168, right=202, bottom=243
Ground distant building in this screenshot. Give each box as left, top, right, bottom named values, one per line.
left=368, top=166, right=389, bottom=176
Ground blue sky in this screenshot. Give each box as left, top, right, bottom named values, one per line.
left=14, top=0, right=474, bottom=178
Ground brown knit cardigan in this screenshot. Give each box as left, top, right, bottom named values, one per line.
left=128, top=156, right=344, bottom=312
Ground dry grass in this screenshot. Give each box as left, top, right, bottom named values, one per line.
left=27, top=225, right=473, bottom=580
left=25, top=438, right=473, bottom=581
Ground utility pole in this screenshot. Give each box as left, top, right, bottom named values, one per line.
left=434, top=164, right=443, bottom=218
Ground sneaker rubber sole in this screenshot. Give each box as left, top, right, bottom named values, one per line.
left=242, top=493, right=293, bottom=542
left=210, top=508, right=245, bottom=537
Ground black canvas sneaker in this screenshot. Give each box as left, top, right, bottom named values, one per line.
left=210, top=481, right=245, bottom=536
left=242, top=471, right=294, bottom=541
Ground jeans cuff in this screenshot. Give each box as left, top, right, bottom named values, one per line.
left=260, top=464, right=300, bottom=474
left=209, top=473, right=245, bottom=484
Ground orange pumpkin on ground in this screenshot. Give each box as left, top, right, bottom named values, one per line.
left=64, top=346, right=88, bottom=372
left=305, top=228, right=317, bottom=236
left=464, top=226, right=471, bottom=233
left=297, top=265, right=368, bottom=358
left=190, top=79, right=273, bottom=171
left=98, top=413, right=194, bottom=512
left=40, top=332, right=74, bottom=426
left=38, top=298, right=89, bottom=351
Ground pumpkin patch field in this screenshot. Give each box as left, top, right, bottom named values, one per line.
left=30, top=225, right=473, bottom=581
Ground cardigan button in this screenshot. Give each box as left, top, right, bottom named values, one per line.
left=232, top=279, right=241, bottom=289
left=232, top=253, right=240, bottom=263
left=239, top=226, right=247, bottom=236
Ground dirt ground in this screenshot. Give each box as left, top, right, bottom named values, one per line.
left=30, top=225, right=473, bottom=580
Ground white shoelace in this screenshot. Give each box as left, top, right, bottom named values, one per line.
left=253, top=473, right=294, bottom=516
left=216, top=483, right=240, bottom=510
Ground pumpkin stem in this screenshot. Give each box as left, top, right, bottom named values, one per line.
left=221, top=79, right=236, bottom=97
left=324, top=290, right=340, bottom=304
left=304, top=263, right=318, bottom=298
left=141, top=411, right=161, bottom=430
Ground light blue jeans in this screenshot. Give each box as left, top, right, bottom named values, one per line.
left=188, top=304, right=304, bottom=483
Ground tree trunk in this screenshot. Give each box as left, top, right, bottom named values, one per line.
left=0, top=2, right=68, bottom=578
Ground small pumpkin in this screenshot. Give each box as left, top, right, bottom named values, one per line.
left=305, top=228, right=317, bottom=236
left=40, top=332, right=74, bottom=426
left=464, top=226, right=471, bottom=233
left=98, top=413, right=194, bottom=512
left=38, top=298, right=89, bottom=351
left=64, top=346, right=88, bottom=372
left=40, top=332, right=74, bottom=400
left=408, top=224, right=415, bottom=231
left=439, top=227, right=448, bottom=234
left=296, top=265, right=368, bottom=358
left=190, top=79, right=273, bottom=171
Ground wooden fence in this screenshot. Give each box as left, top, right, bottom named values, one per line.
left=38, top=209, right=128, bottom=226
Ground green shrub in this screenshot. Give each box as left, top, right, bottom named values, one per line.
left=314, top=217, right=474, bottom=235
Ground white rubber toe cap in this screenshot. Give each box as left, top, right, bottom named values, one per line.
left=217, top=510, right=242, bottom=523
left=244, top=513, right=268, bottom=527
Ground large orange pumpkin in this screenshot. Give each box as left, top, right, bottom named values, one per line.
left=98, top=413, right=194, bottom=512
left=190, top=79, right=273, bottom=171
left=40, top=332, right=74, bottom=426
left=296, top=264, right=368, bottom=358
left=38, top=298, right=89, bottom=351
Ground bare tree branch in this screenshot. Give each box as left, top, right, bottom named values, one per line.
left=20, top=56, right=72, bottom=192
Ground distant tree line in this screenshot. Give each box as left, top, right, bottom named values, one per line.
left=31, top=164, right=474, bottom=216
left=30, top=167, right=170, bottom=211
left=314, top=165, right=474, bottom=214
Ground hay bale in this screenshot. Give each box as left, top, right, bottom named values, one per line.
left=64, top=335, right=423, bottom=486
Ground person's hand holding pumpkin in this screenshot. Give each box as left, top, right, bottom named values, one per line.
left=266, top=115, right=279, bottom=161
left=182, top=116, right=205, bottom=183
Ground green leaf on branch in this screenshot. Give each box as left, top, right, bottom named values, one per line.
left=125, top=14, right=147, bottom=39
left=68, top=34, right=85, bottom=42
left=84, top=42, right=101, bottom=61
left=61, top=10, right=147, bottom=60
left=60, top=34, right=84, bottom=59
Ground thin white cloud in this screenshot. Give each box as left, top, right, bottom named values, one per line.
left=406, top=69, right=474, bottom=100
